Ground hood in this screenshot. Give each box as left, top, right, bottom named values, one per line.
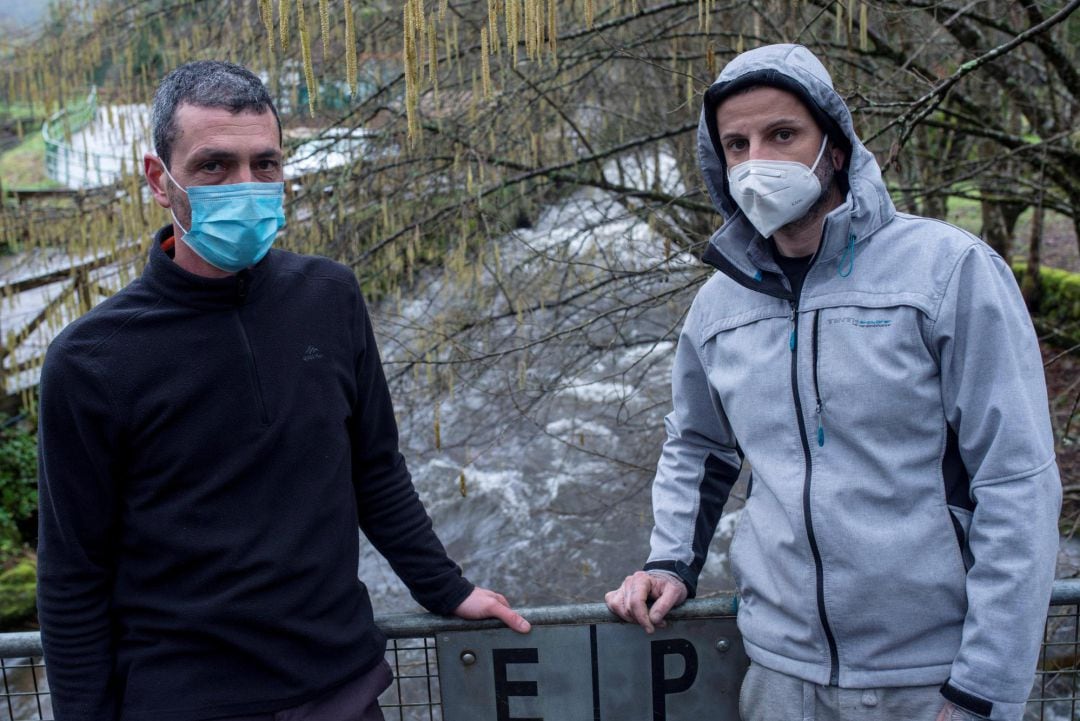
left=697, top=44, right=895, bottom=280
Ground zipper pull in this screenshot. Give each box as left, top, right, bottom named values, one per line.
left=816, top=401, right=825, bottom=447
left=789, top=303, right=797, bottom=351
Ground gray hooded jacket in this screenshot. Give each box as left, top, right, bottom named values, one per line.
left=644, top=44, right=1061, bottom=721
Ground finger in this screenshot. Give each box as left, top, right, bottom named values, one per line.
left=604, top=589, right=624, bottom=618
left=607, top=577, right=638, bottom=622
left=620, top=583, right=634, bottom=623
left=488, top=601, right=531, bottom=634
left=620, top=574, right=638, bottom=616
left=605, top=586, right=634, bottom=623
left=648, top=581, right=682, bottom=626
left=625, top=573, right=655, bottom=633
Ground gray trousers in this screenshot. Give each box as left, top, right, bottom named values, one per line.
left=738, top=662, right=970, bottom=721
left=216, top=658, right=393, bottom=721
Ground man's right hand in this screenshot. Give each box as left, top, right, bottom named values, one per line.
left=604, top=571, right=688, bottom=633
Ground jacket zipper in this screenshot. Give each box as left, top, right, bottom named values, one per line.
left=705, top=224, right=842, bottom=681
left=812, top=311, right=824, bottom=447
left=790, top=298, right=840, bottom=685
left=235, top=276, right=270, bottom=425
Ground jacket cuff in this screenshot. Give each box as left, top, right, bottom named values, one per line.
left=643, top=560, right=698, bottom=599
left=940, top=679, right=991, bottom=719
left=424, top=578, right=475, bottom=616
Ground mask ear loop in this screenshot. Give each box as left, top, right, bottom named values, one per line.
left=809, top=134, right=829, bottom=173
left=156, top=158, right=191, bottom=236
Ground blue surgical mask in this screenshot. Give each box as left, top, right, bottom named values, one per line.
left=162, top=162, right=286, bottom=273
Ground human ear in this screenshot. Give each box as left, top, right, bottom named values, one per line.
left=143, top=154, right=172, bottom=209
left=830, top=145, right=846, bottom=171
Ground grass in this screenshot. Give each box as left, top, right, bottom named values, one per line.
left=944, top=195, right=981, bottom=235
left=0, top=132, right=61, bottom=190
left=0, top=101, right=45, bottom=123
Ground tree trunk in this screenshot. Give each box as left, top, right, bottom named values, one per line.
left=1071, top=188, right=1080, bottom=259
left=980, top=199, right=1010, bottom=262
left=1022, top=196, right=1045, bottom=313
left=922, top=193, right=948, bottom=222
left=980, top=198, right=1028, bottom=264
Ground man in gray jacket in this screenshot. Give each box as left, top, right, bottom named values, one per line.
left=605, top=44, right=1061, bottom=721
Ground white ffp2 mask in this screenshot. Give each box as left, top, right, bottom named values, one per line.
left=726, top=136, right=829, bottom=238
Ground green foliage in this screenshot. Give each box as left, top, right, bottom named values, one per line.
left=0, top=416, right=38, bottom=561
left=0, top=102, right=44, bottom=122
left=0, top=133, right=61, bottom=191
left=1013, top=263, right=1080, bottom=347
left=0, top=558, right=37, bottom=630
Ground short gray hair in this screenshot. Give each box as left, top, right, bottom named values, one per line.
left=151, top=60, right=281, bottom=169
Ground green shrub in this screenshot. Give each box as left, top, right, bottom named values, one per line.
left=0, top=415, right=37, bottom=561
left=1012, top=263, right=1080, bottom=348
left=0, top=558, right=36, bottom=629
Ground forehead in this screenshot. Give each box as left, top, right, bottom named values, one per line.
left=171, top=103, right=280, bottom=158
left=714, top=86, right=817, bottom=134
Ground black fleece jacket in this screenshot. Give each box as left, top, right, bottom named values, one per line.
left=36, top=227, right=473, bottom=721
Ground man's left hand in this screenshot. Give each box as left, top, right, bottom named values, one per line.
left=453, top=587, right=531, bottom=633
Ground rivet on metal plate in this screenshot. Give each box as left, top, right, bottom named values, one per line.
left=715, top=638, right=731, bottom=653
left=461, top=651, right=477, bottom=666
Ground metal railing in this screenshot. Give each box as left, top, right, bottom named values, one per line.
left=39, top=87, right=147, bottom=189
left=41, top=88, right=100, bottom=189
left=40, top=88, right=98, bottom=148
left=0, top=581, right=1077, bottom=721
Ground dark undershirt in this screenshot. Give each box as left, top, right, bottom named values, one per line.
left=771, top=241, right=815, bottom=301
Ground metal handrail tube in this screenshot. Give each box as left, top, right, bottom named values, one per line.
left=2, top=579, right=1077, bottom=658
left=379, top=595, right=740, bottom=638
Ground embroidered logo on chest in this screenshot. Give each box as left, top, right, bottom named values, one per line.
left=303, top=345, right=325, bottom=361
left=826, top=317, right=893, bottom=329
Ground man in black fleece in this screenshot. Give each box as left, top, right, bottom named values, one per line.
left=36, top=60, right=529, bottom=721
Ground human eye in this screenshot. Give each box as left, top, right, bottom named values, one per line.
left=726, top=138, right=748, bottom=152
left=775, top=129, right=794, bottom=142
left=254, top=158, right=283, bottom=179
left=200, top=160, right=224, bottom=173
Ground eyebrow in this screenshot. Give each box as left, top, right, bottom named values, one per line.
left=186, top=147, right=283, bottom=165
left=763, top=117, right=809, bottom=131
left=719, top=116, right=810, bottom=142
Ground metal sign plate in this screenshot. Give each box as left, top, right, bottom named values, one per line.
left=437, top=618, right=747, bottom=721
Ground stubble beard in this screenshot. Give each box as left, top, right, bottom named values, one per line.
left=778, top=148, right=841, bottom=239
left=165, top=181, right=193, bottom=235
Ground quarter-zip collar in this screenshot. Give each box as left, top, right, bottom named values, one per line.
left=702, top=200, right=855, bottom=298
left=141, top=225, right=272, bottom=310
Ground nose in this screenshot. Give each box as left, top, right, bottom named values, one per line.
left=233, top=166, right=256, bottom=184
left=746, top=139, right=769, bottom=161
